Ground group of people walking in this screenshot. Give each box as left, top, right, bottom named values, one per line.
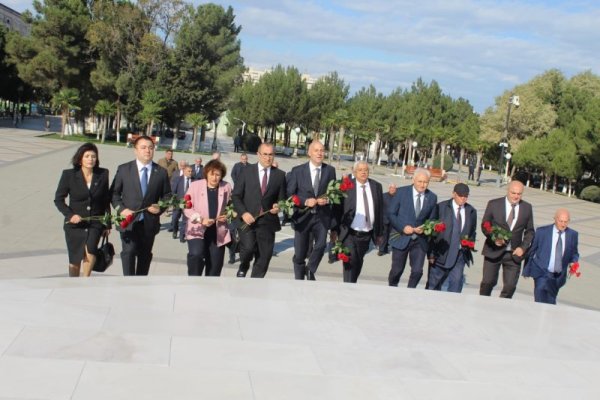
left=55, top=138, right=579, bottom=305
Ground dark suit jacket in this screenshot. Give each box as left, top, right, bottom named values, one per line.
left=192, top=165, right=204, bottom=181
left=337, top=178, right=384, bottom=244
left=382, top=191, right=396, bottom=225
left=54, top=167, right=111, bottom=227
left=286, top=162, right=337, bottom=230
left=429, top=199, right=477, bottom=266
left=232, top=163, right=286, bottom=231
left=387, top=184, right=437, bottom=251
left=523, top=225, right=579, bottom=288
left=110, top=160, right=171, bottom=234
left=230, top=162, right=248, bottom=185
left=481, top=197, right=535, bottom=261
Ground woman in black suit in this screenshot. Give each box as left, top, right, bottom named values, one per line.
left=54, top=143, right=111, bottom=277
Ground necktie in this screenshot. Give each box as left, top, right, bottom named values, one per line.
left=445, top=205, right=462, bottom=267
left=553, top=231, right=563, bottom=273
left=261, top=168, right=268, bottom=195
left=507, top=203, right=516, bottom=228
left=362, top=184, right=371, bottom=230
left=456, top=206, right=462, bottom=233
left=415, top=193, right=422, bottom=217
left=184, top=177, right=189, bottom=192
left=313, top=168, right=320, bottom=195
left=141, top=166, right=148, bottom=197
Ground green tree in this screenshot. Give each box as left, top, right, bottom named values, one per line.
left=52, top=88, right=80, bottom=138
left=94, top=99, right=116, bottom=143
left=138, top=89, right=165, bottom=136
left=186, top=112, right=208, bottom=153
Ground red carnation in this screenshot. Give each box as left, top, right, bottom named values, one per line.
left=461, top=239, right=475, bottom=249
left=482, top=221, right=492, bottom=234
left=120, top=220, right=129, bottom=229
left=568, top=261, right=581, bottom=279
left=185, top=201, right=193, bottom=209
left=291, top=195, right=301, bottom=207
left=184, top=194, right=192, bottom=202
left=341, top=176, right=354, bottom=191
left=434, top=222, right=446, bottom=233
left=337, top=253, right=350, bottom=263
left=125, top=214, right=134, bottom=223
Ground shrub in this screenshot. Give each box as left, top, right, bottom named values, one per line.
left=432, top=154, right=453, bottom=171
left=580, top=185, right=600, bottom=203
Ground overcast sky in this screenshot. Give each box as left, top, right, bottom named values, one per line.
left=7, top=0, right=599, bottom=112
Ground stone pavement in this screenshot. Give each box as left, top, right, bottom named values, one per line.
left=1, top=123, right=600, bottom=399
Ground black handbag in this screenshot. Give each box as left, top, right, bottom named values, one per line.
left=93, top=236, right=115, bottom=272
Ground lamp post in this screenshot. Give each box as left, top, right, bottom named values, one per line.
left=504, top=152, right=512, bottom=182
left=496, top=95, right=519, bottom=187
left=411, top=141, right=418, bottom=166
left=292, top=127, right=301, bottom=157
left=211, top=118, right=219, bottom=152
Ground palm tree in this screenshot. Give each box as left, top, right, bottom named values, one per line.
left=51, top=88, right=80, bottom=138
left=138, top=89, right=165, bottom=136
left=94, top=100, right=116, bottom=143
left=186, top=113, right=208, bottom=153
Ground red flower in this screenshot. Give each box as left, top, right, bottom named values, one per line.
left=291, top=195, right=301, bottom=207
left=185, top=201, right=193, bottom=209
left=461, top=239, right=475, bottom=249
left=434, top=222, right=446, bottom=233
left=184, top=194, right=192, bottom=202
left=482, top=221, right=493, bottom=234
left=125, top=214, right=134, bottom=223
left=337, top=253, right=350, bottom=263
left=569, top=261, right=581, bottom=278
left=341, top=176, right=354, bottom=191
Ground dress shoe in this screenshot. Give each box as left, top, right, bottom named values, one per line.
left=236, top=269, right=246, bottom=278
left=307, top=270, right=316, bottom=281
left=172, top=232, right=178, bottom=239
left=377, top=251, right=384, bottom=256
left=179, top=237, right=186, bottom=243
left=167, top=227, right=173, bottom=232
left=228, top=257, right=236, bottom=265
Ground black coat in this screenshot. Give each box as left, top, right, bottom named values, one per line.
left=337, top=178, right=384, bottom=245
left=429, top=199, right=477, bottom=266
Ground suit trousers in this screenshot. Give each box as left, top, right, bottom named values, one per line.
left=378, top=223, right=391, bottom=253
left=342, top=231, right=372, bottom=283
left=119, top=221, right=156, bottom=276
left=238, top=224, right=276, bottom=278
left=533, top=271, right=561, bottom=305
left=428, top=254, right=466, bottom=293
left=186, top=229, right=225, bottom=276
left=171, top=208, right=186, bottom=237
left=389, top=239, right=426, bottom=288
left=480, top=251, right=522, bottom=298
left=293, top=217, right=328, bottom=279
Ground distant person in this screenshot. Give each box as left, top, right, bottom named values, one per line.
left=170, top=165, right=193, bottom=242
left=480, top=180, right=534, bottom=298
left=523, top=209, right=579, bottom=305
left=378, top=183, right=397, bottom=256
left=230, top=153, right=249, bottom=185
left=54, top=143, right=111, bottom=277
left=184, top=160, right=232, bottom=276
left=234, top=134, right=242, bottom=152
left=211, top=151, right=221, bottom=160
left=110, top=136, right=171, bottom=276
left=192, top=157, right=203, bottom=181
left=468, top=157, right=475, bottom=181
left=157, top=149, right=178, bottom=181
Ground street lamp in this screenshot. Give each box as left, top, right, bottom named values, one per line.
left=292, top=127, right=301, bottom=157
left=504, top=152, right=512, bottom=182
left=411, top=141, right=418, bottom=166
left=211, top=118, right=220, bottom=152
left=496, top=94, right=519, bottom=187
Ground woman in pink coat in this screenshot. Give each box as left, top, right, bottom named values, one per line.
left=184, top=159, right=232, bottom=276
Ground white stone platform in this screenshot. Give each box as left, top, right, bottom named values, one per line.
left=0, top=277, right=599, bottom=399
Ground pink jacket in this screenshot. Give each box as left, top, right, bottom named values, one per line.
left=183, top=179, right=232, bottom=246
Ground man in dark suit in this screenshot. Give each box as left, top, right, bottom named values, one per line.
left=387, top=168, right=437, bottom=288
left=428, top=183, right=477, bottom=292
left=523, top=209, right=578, bottom=304
left=111, top=136, right=172, bottom=276
left=336, top=161, right=383, bottom=283
left=480, top=180, right=535, bottom=298
left=192, top=157, right=203, bottom=181
left=232, top=143, right=286, bottom=278
left=230, top=152, right=249, bottom=185
left=170, top=164, right=193, bottom=242
left=378, top=183, right=397, bottom=256
left=287, top=140, right=337, bottom=280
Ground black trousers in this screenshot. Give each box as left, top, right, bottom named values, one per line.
left=119, top=221, right=156, bottom=276
left=342, top=231, right=372, bottom=283
left=186, top=229, right=225, bottom=276
left=238, top=224, right=276, bottom=278
left=378, top=223, right=391, bottom=253
left=480, top=251, right=522, bottom=298
left=292, top=218, right=328, bottom=279
left=388, top=240, right=426, bottom=288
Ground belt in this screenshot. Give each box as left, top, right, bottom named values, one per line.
left=350, top=229, right=372, bottom=238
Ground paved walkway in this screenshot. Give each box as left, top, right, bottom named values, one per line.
left=0, top=123, right=598, bottom=309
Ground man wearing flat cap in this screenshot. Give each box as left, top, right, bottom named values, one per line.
left=427, top=183, right=477, bottom=292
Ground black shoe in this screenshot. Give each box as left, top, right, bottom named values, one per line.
left=236, top=269, right=246, bottom=277
left=307, top=271, right=316, bottom=281
left=168, top=227, right=173, bottom=232
left=179, top=237, right=186, bottom=243
left=328, top=258, right=335, bottom=264
left=228, top=257, right=236, bottom=265
left=377, top=251, right=384, bottom=256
